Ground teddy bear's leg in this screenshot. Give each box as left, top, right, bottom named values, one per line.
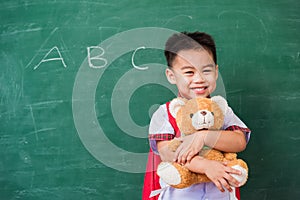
left=224, top=155, right=249, bottom=187
left=157, top=162, right=181, bottom=186
left=230, top=164, right=248, bottom=186
left=157, top=162, right=201, bottom=189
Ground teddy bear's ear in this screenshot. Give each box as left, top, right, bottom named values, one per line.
left=169, top=98, right=187, bottom=118
left=211, top=96, right=228, bottom=115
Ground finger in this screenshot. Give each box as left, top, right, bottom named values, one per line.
left=181, top=147, right=195, bottom=163
left=178, top=150, right=188, bottom=164
left=213, top=180, right=225, bottom=192
left=219, top=178, right=232, bottom=192
left=223, top=170, right=240, bottom=187
left=186, top=153, right=193, bottom=162
left=226, top=174, right=240, bottom=187
left=176, top=148, right=187, bottom=164
left=181, top=148, right=194, bottom=164
left=226, top=167, right=242, bottom=175
left=186, top=149, right=198, bottom=162
left=174, top=145, right=183, bottom=161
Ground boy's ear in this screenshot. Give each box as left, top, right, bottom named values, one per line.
left=169, top=98, right=187, bottom=118
left=215, top=64, right=219, bottom=80
left=165, top=68, right=176, bottom=84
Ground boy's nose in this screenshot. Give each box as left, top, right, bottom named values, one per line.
left=193, top=72, right=205, bottom=82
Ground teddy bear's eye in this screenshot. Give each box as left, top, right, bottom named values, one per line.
left=190, top=113, right=194, bottom=118
left=211, top=112, right=214, bottom=116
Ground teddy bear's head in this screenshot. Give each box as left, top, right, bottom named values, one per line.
left=169, top=96, right=228, bottom=135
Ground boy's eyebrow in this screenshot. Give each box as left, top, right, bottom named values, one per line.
left=202, top=63, right=216, bottom=68
left=181, top=63, right=215, bottom=70
left=180, top=66, right=195, bottom=70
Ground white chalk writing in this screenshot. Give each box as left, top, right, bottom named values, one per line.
left=131, top=46, right=148, bottom=70
left=87, top=46, right=107, bottom=69
left=34, top=46, right=67, bottom=70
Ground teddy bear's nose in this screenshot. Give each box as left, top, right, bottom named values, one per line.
left=201, top=111, right=207, bottom=116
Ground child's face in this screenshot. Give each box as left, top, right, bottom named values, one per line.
left=166, top=49, right=218, bottom=99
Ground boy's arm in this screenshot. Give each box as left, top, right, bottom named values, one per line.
left=205, top=130, right=247, bottom=152
left=185, top=156, right=241, bottom=192
left=176, top=130, right=246, bottom=164
left=157, top=136, right=243, bottom=193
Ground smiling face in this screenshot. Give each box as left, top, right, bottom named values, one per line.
left=166, top=49, right=218, bottom=99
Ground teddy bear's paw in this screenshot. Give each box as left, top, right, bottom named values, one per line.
left=168, top=139, right=182, bottom=152
left=230, top=165, right=248, bottom=187
left=157, top=162, right=181, bottom=186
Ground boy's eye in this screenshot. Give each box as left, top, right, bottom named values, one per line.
left=184, top=71, right=194, bottom=75
left=203, top=69, right=212, bottom=73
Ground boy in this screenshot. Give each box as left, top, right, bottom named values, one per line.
left=144, top=32, right=251, bottom=200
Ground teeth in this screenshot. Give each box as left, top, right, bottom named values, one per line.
left=193, top=88, right=205, bottom=91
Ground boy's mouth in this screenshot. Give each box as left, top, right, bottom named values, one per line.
left=191, top=87, right=208, bottom=94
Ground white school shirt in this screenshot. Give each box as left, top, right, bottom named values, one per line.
left=149, top=104, right=251, bottom=200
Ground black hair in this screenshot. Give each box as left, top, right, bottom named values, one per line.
left=164, top=31, right=217, bottom=67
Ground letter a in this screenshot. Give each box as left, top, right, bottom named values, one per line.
left=34, top=46, right=67, bottom=70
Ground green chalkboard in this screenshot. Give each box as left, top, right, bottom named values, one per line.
left=1, top=0, right=300, bottom=199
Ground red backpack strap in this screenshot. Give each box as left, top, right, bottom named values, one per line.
left=236, top=187, right=241, bottom=200
left=142, top=102, right=180, bottom=199
left=166, top=102, right=181, bottom=137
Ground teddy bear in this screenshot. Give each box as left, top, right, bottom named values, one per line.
left=156, top=96, right=248, bottom=189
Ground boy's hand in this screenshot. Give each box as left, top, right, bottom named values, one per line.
left=157, top=141, right=176, bottom=162
left=203, top=160, right=242, bottom=192
left=174, top=132, right=206, bottom=164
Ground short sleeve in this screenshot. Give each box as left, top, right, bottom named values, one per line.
left=222, top=107, right=251, bottom=143
left=148, top=104, right=175, bottom=154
